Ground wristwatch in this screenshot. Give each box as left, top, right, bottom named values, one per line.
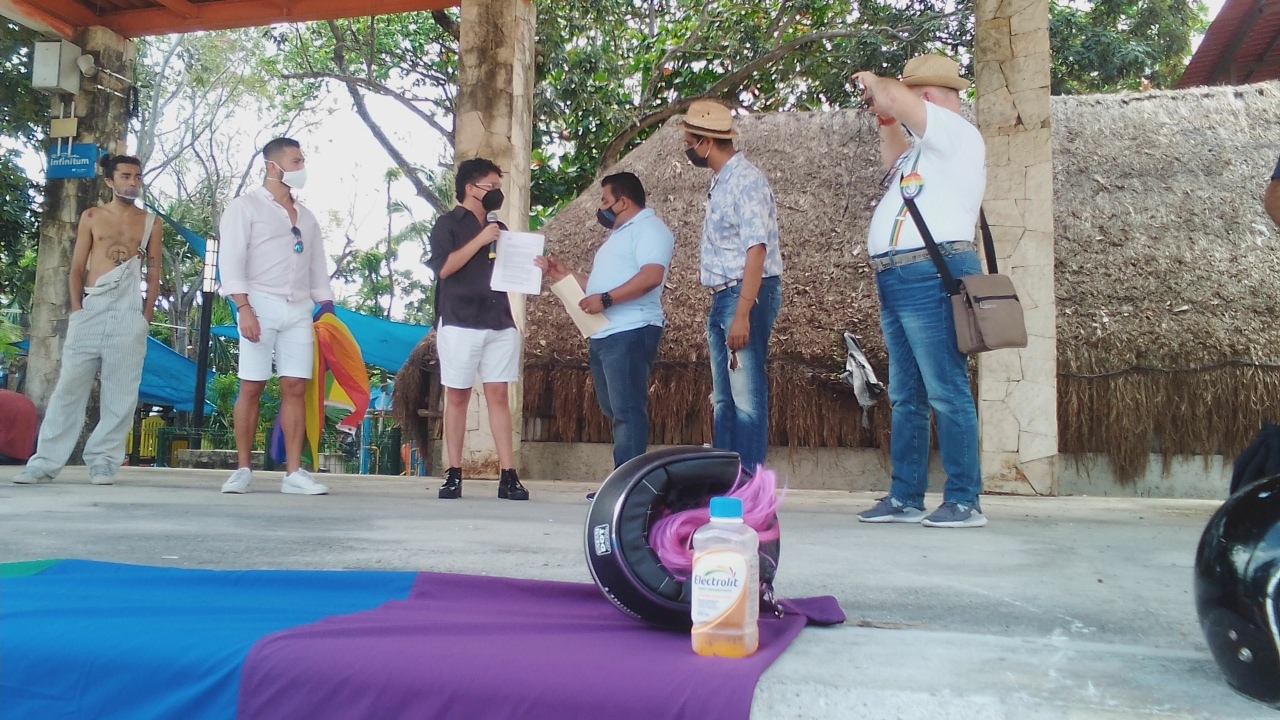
left=600, top=292, right=614, bottom=309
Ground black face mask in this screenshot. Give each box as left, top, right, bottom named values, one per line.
left=596, top=200, right=623, bottom=230
left=685, top=141, right=711, bottom=168
left=481, top=188, right=505, bottom=212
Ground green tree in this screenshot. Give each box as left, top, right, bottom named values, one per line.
left=268, top=0, right=1204, bottom=223
left=1051, top=0, right=1206, bottom=94
left=0, top=20, right=45, bottom=309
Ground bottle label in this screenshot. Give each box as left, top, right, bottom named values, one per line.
left=690, top=550, right=749, bottom=626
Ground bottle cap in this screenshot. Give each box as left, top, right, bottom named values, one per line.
left=709, top=496, right=744, bottom=520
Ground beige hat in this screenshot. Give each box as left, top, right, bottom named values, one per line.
left=901, top=54, right=970, bottom=91
left=679, top=99, right=739, bottom=139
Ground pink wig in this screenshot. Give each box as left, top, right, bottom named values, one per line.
left=649, top=465, right=783, bottom=581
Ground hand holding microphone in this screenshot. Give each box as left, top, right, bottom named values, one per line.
left=487, top=210, right=500, bottom=260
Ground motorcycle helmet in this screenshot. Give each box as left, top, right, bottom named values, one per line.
left=1195, top=474, right=1280, bottom=706
left=584, top=447, right=781, bottom=628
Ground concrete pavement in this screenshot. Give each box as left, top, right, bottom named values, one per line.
left=0, top=467, right=1268, bottom=719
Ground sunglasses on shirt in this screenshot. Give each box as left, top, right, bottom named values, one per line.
left=291, top=226, right=304, bottom=254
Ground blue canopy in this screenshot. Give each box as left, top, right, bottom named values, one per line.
left=211, top=307, right=429, bottom=373
left=15, top=337, right=214, bottom=413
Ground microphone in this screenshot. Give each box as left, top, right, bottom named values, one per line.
left=487, top=211, right=499, bottom=260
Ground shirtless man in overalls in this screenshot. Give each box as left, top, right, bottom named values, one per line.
left=13, top=154, right=162, bottom=485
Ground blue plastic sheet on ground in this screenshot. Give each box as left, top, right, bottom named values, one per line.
left=0, top=560, right=417, bottom=720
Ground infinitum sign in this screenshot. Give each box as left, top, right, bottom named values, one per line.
left=47, top=143, right=100, bottom=180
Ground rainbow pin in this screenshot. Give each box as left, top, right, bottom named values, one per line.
left=900, top=172, right=925, bottom=200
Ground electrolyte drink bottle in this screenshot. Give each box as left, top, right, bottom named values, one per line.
left=690, top=496, right=759, bottom=658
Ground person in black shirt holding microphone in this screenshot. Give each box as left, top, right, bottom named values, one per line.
left=425, top=158, right=528, bottom=501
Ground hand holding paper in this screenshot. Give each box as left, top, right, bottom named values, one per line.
left=552, top=276, right=610, bottom=338
left=489, top=231, right=545, bottom=294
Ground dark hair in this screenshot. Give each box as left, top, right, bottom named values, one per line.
left=713, top=137, right=736, bottom=151
left=455, top=158, right=503, bottom=202
left=99, top=154, right=142, bottom=179
left=262, top=137, right=301, bottom=163
left=601, top=172, right=646, bottom=208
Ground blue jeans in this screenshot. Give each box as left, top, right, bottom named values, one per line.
left=876, top=248, right=983, bottom=507
left=707, top=275, right=782, bottom=472
left=589, top=324, right=664, bottom=468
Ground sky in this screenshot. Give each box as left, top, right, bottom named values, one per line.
left=17, top=0, right=1230, bottom=320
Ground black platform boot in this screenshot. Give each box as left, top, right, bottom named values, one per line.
left=498, top=469, right=529, bottom=501
left=438, top=467, right=463, bottom=499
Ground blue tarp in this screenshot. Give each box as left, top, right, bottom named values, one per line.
left=15, top=338, right=214, bottom=413
left=211, top=307, right=429, bottom=373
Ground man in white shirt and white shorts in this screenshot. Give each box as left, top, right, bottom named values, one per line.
left=217, top=137, right=336, bottom=496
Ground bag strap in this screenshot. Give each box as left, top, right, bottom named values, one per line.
left=899, top=191, right=961, bottom=297
left=978, top=208, right=999, bottom=275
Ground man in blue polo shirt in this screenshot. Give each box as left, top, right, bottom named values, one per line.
left=536, top=172, right=675, bottom=468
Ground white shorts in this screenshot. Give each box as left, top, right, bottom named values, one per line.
left=238, top=290, right=314, bottom=382
left=437, top=325, right=522, bottom=389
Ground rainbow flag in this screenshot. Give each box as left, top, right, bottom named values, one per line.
left=269, top=314, right=372, bottom=467
left=304, top=313, right=371, bottom=466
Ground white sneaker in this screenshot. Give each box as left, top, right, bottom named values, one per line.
left=90, top=468, right=115, bottom=485
left=282, top=469, right=329, bottom=495
left=221, top=468, right=253, bottom=494
left=12, top=470, right=52, bottom=485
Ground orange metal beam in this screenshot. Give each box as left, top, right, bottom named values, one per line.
left=153, top=0, right=201, bottom=20
left=102, top=0, right=458, bottom=37
left=7, top=0, right=100, bottom=38
left=0, top=0, right=80, bottom=38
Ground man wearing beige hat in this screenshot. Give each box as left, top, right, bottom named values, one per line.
left=852, top=55, right=990, bottom=529
left=680, top=99, right=784, bottom=474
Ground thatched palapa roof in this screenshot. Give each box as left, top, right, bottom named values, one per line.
left=519, top=82, right=1280, bottom=480
left=531, top=82, right=1280, bottom=371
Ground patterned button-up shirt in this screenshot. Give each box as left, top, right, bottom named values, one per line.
left=700, top=153, right=785, bottom=287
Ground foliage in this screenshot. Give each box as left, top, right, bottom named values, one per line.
left=267, top=0, right=1202, bottom=223
left=0, top=21, right=44, bottom=308
left=1051, top=0, right=1207, bottom=94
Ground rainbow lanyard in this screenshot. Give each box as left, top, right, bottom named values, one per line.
left=888, top=151, right=924, bottom=248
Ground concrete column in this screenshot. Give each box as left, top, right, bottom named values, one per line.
left=974, top=0, right=1058, bottom=495
left=26, top=27, right=136, bottom=414
left=454, top=0, right=535, bottom=476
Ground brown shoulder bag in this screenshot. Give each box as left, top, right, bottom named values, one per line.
left=900, top=193, right=1029, bottom=355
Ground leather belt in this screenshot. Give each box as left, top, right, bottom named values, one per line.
left=708, top=279, right=742, bottom=294
left=869, top=241, right=975, bottom=273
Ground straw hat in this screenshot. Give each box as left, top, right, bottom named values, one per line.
left=900, top=54, right=970, bottom=91
left=679, top=100, right=739, bottom=139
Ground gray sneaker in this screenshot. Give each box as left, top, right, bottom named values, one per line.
left=12, top=470, right=52, bottom=485
left=857, top=496, right=926, bottom=523
left=89, top=467, right=115, bottom=485
left=922, top=501, right=988, bottom=528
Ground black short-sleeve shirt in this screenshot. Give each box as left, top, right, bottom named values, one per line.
left=427, top=206, right=515, bottom=331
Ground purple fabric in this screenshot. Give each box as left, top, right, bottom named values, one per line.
left=239, top=573, right=826, bottom=720
left=778, top=596, right=846, bottom=626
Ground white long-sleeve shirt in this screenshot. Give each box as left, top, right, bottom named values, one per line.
left=217, top=186, right=334, bottom=303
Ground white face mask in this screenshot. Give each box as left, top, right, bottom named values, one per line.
left=270, top=161, right=308, bottom=190
left=113, top=186, right=142, bottom=201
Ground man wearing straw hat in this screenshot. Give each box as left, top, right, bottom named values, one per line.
left=680, top=100, right=785, bottom=474
left=1267, top=156, right=1280, bottom=227
left=852, top=55, right=990, bottom=528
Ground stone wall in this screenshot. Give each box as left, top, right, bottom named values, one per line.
left=974, top=0, right=1058, bottom=495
